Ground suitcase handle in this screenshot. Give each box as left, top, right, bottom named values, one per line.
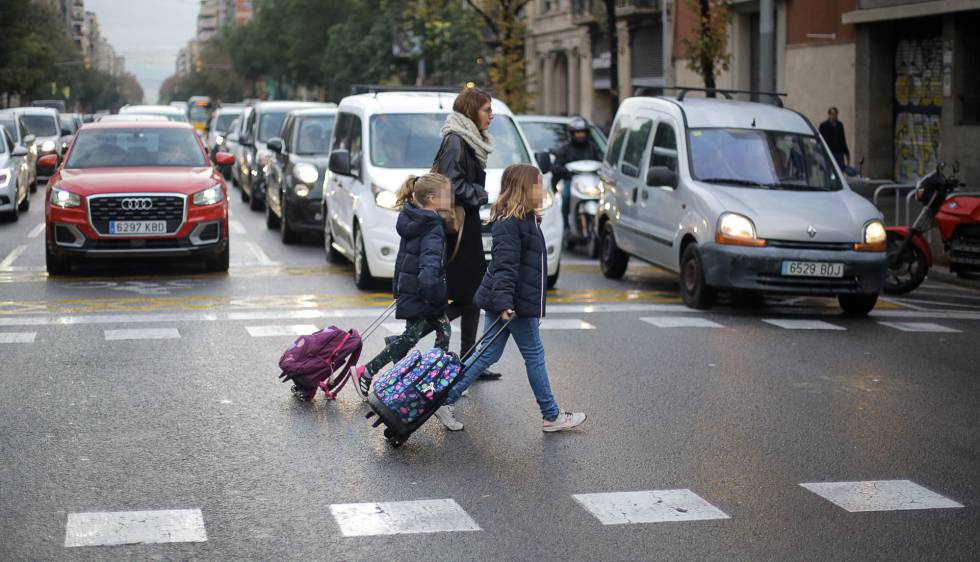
left=460, top=316, right=512, bottom=365
left=360, top=301, right=397, bottom=341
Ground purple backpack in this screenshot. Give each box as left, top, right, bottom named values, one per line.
left=278, top=326, right=363, bottom=401
left=372, top=348, right=461, bottom=425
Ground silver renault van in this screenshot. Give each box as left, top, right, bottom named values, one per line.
left=597, top=93, right=887, bottom=315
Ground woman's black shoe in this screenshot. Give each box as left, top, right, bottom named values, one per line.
left=477, top=370, right=502, bottom=380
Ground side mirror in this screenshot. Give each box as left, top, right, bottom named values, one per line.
left=535, top=151, right=553, bottom=174
left=266, top=137, right=284, bottom=154
left=239, top=135, right=254, bottom=147
left=328, top=149, right=352, bottom=176
left=37, top=154, right=59, bottom=170
left=11, top=145, right=28, bottom=157
left=646, top=166, right=678, bottom=189
left=215, top=152, right=235, bottom=166
left=61, top=127, right=72, bottom=136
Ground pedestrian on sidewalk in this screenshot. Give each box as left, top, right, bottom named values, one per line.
left=818, top=107, right=850, bottom=171
left=433, top=164, right=587, bottom=433
left=353, top=173, right=454, bottom=397
left=417, top=86, right=503, bottom=381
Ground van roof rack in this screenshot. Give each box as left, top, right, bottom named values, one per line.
left=664, top=87, right=788, bottom=108
left=351, top=84, right=462, bottom=96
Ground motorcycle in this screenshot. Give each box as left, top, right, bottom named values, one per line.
left=562, top=160, right=603, bottom=257
left=883, top=162, right=980, bottom=294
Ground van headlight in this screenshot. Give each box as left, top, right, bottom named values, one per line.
left=855, top=220, right=886, bottom=252
left=716, top=212, right=766, bottom=247
left=293, top=163, right=319, bottom=185
left=193, top=184, right=225, bottom=206
left=41, top=140, right=56, bottom=153
left=371, top=183, right=399, bottom=210
left=50, top=187, right=81, bottom=208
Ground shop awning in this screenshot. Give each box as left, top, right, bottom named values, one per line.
left=842, top=0, right=980, bottom=25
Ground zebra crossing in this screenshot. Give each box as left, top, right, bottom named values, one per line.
left=61, top=479, right=964, bottom=547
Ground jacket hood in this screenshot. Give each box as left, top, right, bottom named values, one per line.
left=396, top=202, right=444, bottom=239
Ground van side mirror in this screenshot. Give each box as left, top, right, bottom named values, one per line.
left=266, top=137, right=284, bottom=154
left=239, top=135, right=254, bottom=147
left=535, top=151, right=553, bottom=174
left=61, top=127, right=73, bottom=136
left=646, top=166, right=677, bottom=189
left=11, top=145, right=28, bottom=157
left=328, top=149, right=352, bottom=176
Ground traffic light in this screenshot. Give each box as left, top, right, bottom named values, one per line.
left=195, top=59, right=203, bottom=73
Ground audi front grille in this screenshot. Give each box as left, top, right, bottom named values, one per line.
left=88, top=194, right=186, bottom=236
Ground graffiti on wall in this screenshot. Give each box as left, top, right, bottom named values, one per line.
left=894, top=37, right=943, bottom=183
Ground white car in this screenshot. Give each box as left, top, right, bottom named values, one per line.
left=323, top=89, right=563, bottom=289
left=118, top=105, right=189, bottom=123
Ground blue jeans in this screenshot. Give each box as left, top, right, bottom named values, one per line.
left=445, top=315, right=560, bottom=421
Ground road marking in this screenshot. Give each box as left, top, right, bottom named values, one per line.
left=0, top=245, right=27, bottom=271
left=64, top=509, right=207, bottom=547
left=800, top=480, right=963, bottom=513
left=246, top=324, right=318, bottom=337
left=229, top=220, right=246, bottom=235
left=878, top=321, right=962, bottom=333
left=641, top=317, right=723, bottom=328
left=329, top=499, right=481, bottom=537
left=540, top=319, right=596, bottom=330
left=573, top=490, right=730, bottom=525
left=245, top=242, right=275, bottom=265
left=0, top=332, right=35, bottom=343
left=28, top=223, right=46, bottom=238
left=762, top=319, right=846, bottom=331
left=104, top=328, right=181, bottom=341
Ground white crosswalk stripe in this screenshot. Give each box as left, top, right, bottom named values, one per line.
left=540, top=319, right=595, bottom=330
left=104, top=328, right=181, bottom=341
left=641, top=317, right=723, bottom=328
left=329, top=499, right=481, bottom=536
left=763, top=319, right=846, bottom=331
left=573, top=490, right=730, bottom=525
left=799, top=480, right=964, bottom=512
left=245, top=324, right=318, bottom=337
left=878, top=321, right=962, bottom=333
left=64, top=509, right=207, bottom=547
left=0, top=331, right=36, bottom=343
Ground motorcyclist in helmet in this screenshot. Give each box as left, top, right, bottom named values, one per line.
left=553, top=117, right=603, bottom=228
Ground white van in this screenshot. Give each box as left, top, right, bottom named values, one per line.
left=323, top=89, right=563, bottom=289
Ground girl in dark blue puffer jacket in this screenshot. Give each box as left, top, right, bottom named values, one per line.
left=353, top=173, right=454, bottom=397
left=432, top=164, right=587, bottom=433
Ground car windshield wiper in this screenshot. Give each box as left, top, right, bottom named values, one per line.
left=699, top=177, right=773, bottom=188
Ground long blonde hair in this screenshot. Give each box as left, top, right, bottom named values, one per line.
left=395, top=172, right=451, bottom=209
left=488, top=164, right=540, bottom=222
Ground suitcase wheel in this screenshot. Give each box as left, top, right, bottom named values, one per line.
left=372, top=418, right=383, bottom=428
left=365, top=411, right=375, bottom=419
left=387, top=437, right=404, bottom=448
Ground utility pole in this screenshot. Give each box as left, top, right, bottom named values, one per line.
left=759, top=0, right=776, bottom=99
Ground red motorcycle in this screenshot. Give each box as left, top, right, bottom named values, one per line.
left=883, top=162, right=980, bottom=294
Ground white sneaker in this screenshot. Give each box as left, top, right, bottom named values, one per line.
left=542, top=411, right=587, bottom=433
left=433, top=405, right=464, bottom=431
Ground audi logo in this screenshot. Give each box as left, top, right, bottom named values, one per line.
left=120, top=198, right=153, bottom=210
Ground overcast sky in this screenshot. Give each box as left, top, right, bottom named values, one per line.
left=85, top=0, right=199, bottom=103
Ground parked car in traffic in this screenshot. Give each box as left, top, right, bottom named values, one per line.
left=221, top=116, right=243, bottom=181
left=59, top=112, right=84, bottom=155
left=0, top=124, right=32, bottom=221
left=119, top=105, right=189, bottom=123
left=206, top=105, right=245, bottom=160
left=31, top=100, right=67, bottom=112
left=234, top=101, right=329, bottom=211
left=323, top=89, right=561, bottom=289
left=4, top=107, right=61, bottom=186
left=42, top=121, right=235, bottom=275
left=263, top=107, right=336, bottom=243
left=596, top=92, right=887, bottom=315
left=516, top=114, right=607, bottom=156
left=0, top=112, right=37, bottom=191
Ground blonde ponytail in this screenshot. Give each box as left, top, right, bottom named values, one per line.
left=395, top=175, right=419, bottom=209
left=395, top=172, right=452, bottom=210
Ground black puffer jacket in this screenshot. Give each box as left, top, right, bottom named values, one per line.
left=475, top=214, right=547, bottom=318
left=393, top=203, right=448, bottom=319
left=552, top=139, right=604, bottom=182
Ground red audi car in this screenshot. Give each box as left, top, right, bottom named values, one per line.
left=42, top=121, right=235, bottom=275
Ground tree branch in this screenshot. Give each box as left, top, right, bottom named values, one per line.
left=464, top=0, right=501, bottom=38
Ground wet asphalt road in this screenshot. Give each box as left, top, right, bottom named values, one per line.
left=1, top=186, right=979, bottom=561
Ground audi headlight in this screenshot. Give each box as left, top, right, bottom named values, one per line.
left=193, top=184, right=225, bottom=206
left=716, top=213, right=765, bottom=247
left=0, top=168, right=11, bottom=188
left=293, top=163, right=319, bottom=185
left=371, top=183, right=399, bottom=210
left=50, top=187, right=80, bottom=208
left=855, top=220, right=886, bottom=252
left=41, top=140, right=56, bottom=153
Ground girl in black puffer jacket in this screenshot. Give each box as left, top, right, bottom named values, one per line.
left=432, top=164, right=587, bottom=433
left=353, top=173, right=454, bottom=397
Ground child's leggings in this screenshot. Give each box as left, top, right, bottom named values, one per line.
left=364, top=315, right=451, bottom=376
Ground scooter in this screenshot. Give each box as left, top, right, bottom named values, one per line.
left=562, top=160, right=603, bottom=257
left=883, top=162, right=980, bottom=294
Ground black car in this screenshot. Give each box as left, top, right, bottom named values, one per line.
left=58, top=113, right=83, bottom=155
left=236, top=101, right=329, bottom=212
left=264, top=107, right=337, bottom=244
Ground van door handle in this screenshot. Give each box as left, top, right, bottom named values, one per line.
left=641, top=189, right=650, bottom=202
left=631, top=187, right=639, bottom=204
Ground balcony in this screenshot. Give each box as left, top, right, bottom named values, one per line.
left=572, top=0, right=597, bottom=25
left=616, top=0, right=660, bottom=17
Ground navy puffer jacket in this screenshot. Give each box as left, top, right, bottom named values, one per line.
left=475, top=214, right=547, bottom=318
left=393, top=203, right=448, bottom=319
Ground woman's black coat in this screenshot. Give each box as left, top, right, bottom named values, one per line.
left=434, top=132, right=488, bottom=305
left=393, top=203, right=448, bottom=319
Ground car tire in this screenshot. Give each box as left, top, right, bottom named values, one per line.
left=248, top=188, right=263, bottom=211
left=45, top=245, right=70, bottom=275
left=838, top=293, right=878, bottom=316
left=599, top=221, right=628, bottom=279
left=265, top=195, right=280, bottom=229
left=353, top=226, right=375, bottom=290
left=323, top=201, right=344, bottom=264
left=240, top=187, right=249, bottom=203
left=4, top=194, right=19, bottom=222
left=18, top=189, right=29, bottom=212
left=679, top=243, right=716, bottom=310
left=207, top=243, right=230, bottom=273
left=280, top=199, right=299, bottom=245
left=29, top=180, right=37, bottom=194
left=547, top=263, right=560, bottom=289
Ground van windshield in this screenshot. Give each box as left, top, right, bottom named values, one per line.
left=370, top=113, right=530, bottom=169
left=688, top=128, right=842, bottom=191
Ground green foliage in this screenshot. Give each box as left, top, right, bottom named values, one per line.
left=321, top=11, right=400, bottom=101
left=681, top=0, right=733, bottom=93
left=403, top=0, right=486, bottom=86
left=466, top=0, right=532, bottom=112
